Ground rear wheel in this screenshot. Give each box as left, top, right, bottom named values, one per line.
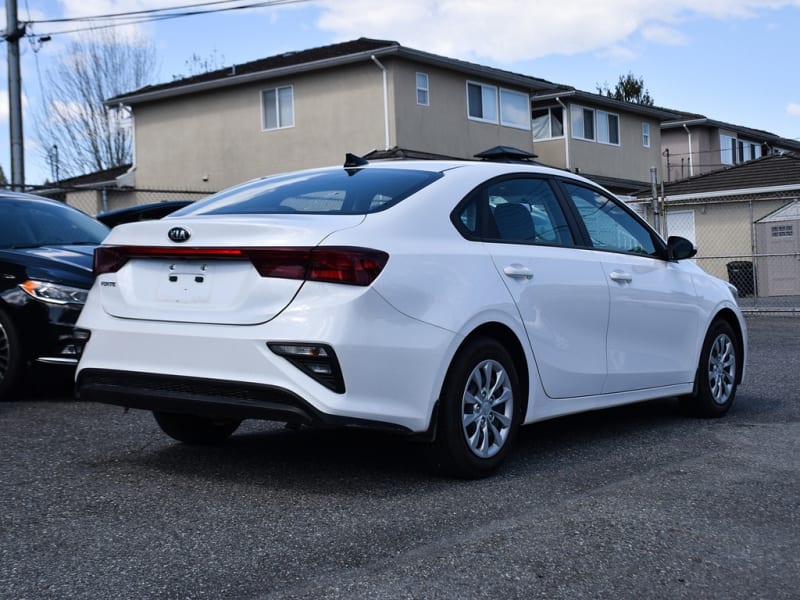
left=431, top=338, right=522, bottom=478
left=0, top=309, right=23, bottom=401
left=153, top=411, right=241, bottom=444
left=680, top=319, right=739, bottom=418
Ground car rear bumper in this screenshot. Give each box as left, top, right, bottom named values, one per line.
left=75, top=284, right=458, bottom=432
left=78, top=368, right=415, bottom=433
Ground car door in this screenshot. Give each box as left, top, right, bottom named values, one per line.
left=454, top=175, right=610, bottom=399
left=559, top=181, right=703, bottom=393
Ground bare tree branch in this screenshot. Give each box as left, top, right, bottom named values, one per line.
left=37, top=28, right=157, bottom=179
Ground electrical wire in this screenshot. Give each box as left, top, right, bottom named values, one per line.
left=7, top=0, right=314, bottom=39
left=29, top=0, right=312, bottom=27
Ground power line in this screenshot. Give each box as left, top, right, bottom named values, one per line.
left=27, top=0, right=313, bottom=37
left=30, top=0, right=254, bottom=24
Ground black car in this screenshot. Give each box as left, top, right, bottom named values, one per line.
left=96, top=200, right=192, bottom=227
left=0, top=191, right=109, bottom=400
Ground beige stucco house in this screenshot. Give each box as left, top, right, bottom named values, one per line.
left=531, top=89, right=677, bottom=193
left=104, top=38, right=694, bottom=198
left=106, top=38, right=565, bottom=193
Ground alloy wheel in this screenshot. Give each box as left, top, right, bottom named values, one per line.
left=461, top=359, right=514, bottom=458
left=708, top=332, right=736, bottom=405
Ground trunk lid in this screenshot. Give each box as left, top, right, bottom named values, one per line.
left=95, top=215, right=364, bottom=325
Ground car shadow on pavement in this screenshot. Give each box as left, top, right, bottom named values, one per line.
left=112, top=396, right=694, bottom=490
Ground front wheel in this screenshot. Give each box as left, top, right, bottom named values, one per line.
left=153, top=412, right=241, bottom=444
left=0, top=309, right=23, bottom=401
left=680, top=319, right=739, bottom=418
left=430, top=338, right=522, bottom=478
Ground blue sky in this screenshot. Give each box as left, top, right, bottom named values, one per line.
left=3, top=0, right=800, bottom=185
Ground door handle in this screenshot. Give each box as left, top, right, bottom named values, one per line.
left=609, top=270, right=632, bottom=284
left=503, top=264, right=533, bottom=280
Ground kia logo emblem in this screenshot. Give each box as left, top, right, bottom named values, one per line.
left=168, top=227, right=191, bottom=243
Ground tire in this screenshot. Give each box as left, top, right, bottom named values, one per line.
left=0, top=309, right=23, bottom=401
left=680, top=319, right=739, bottom=418
left=430, top=337, right=522, bottom=478
left=153, top=411, right=241, bottom=444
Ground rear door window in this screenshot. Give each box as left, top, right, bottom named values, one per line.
left=453, top=176, right=574, bottom=245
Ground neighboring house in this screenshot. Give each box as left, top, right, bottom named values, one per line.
left=100, top=36, right=800, bottom=207
left=660, top=113, right=800, bottom=182
left=36, top=164, right=136, bottom=215
left=633, top=152, right=800, bottom=296
left=530, top=89, right=677, bottom=193
left=106, top=38, right=563, bottom=192
left=36, top=163, right=208, bottom=216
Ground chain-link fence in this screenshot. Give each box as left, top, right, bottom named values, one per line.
left=29, top=185, right=215, bottom=217
left=630, top=195, right=800, bottom=313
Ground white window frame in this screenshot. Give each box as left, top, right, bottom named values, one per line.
left=571, top=105, right=596, bottom=141
left=261, top=85, right=294, bottom=131
left=499, top=88, right=530, bottom=130
left=532, top=106, right=565, bottom=140
left=596, top=110, right=620, bottom=146
left=642, top=122, right=651, bottom=148
left=416, top=72, right=429, bottom=106
left=771, top=224, right=793, bottom=237
left=466, top=81, right=498, bottom=124
left=720, top=134, right=737, bottom=165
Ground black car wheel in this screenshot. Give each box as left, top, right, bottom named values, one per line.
left=431, top=337, right=522, bottom=478
left=0, top=309, right=22, bottom=401
left=153, top=411, right=241, bottom=444
left=680, top=319, right=739, bottom=418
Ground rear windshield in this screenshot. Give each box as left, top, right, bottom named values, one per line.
left=178, top=168, right=443, bottom=216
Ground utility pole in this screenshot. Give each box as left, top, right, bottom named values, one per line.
left=5, top=0, right=26, bottom=190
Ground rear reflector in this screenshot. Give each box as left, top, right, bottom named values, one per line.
left=94, top=245, right=389, bottom=286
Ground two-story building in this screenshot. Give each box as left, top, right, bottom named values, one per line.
left=660, top=114, right=800, bottom=182
left=106, top=38, right=565, bottom=193
left=530, top=89, right=677, bottom=193
left=104, top=37, right=690, bottom=200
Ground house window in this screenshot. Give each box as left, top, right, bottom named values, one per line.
left=720, top=134, right=737, bottom=165
left=597, top=110, right=619, bottom=145
left=416, top=72, right=429, bottom=106
left=532, top=107, right=564, bottom=140
left=467, top=81, right=498, bottom=123
left=571, top=106, right=595, bottom=141
left=499, top=88, right=530, bottom=130
left=772, top=225, right=793, bottom=237
left=261, top=85, right=294, bottom=130
left=642, top=122, right=651, bottom=147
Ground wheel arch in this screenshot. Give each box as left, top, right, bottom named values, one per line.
left=435, top=321, right=530, bottom=426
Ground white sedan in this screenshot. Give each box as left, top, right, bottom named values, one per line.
left=75, top=157, right=746, bottom=478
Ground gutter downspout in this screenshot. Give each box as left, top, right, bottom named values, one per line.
left=556, top=97, right=570, bottom=170
left=370, top=55, right=391, bottom=150
left=683, top=124, right=694, bottom=177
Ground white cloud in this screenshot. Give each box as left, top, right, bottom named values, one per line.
left=315, top=0, right=800, bottom=64
left=642, top=25, right=689, bottom=45
left=787, top=102, right=800, bottom=116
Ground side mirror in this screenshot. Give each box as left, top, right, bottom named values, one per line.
left=667, top=236, right=697, bottom=260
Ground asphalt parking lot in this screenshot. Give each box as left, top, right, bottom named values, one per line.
left=1, top=316, right=798, bottom=599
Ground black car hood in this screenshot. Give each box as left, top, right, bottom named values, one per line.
left=0, top=245, right=96, bottom=289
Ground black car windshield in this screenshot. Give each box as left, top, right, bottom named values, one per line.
left=0, top=199, right=109, bottom=248
left=177, top=168, right=443, bottom=216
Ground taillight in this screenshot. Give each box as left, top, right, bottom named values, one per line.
left=94, top=245, right=388, bottom=286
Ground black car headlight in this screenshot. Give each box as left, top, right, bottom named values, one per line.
left=19, top=280, right=90, bottom=305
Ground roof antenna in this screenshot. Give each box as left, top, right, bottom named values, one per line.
left=344, top=153, right=369, bottom=169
